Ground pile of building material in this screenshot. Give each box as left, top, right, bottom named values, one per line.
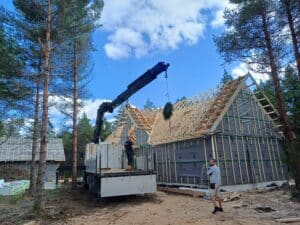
left=0, top=180, right=29, bottom=196
left=0, top=164, right=29, bottom=181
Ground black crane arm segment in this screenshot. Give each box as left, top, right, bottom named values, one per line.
left=93, top=62, right=170, bottom=143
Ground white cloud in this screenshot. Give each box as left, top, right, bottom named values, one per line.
left=104, top=28, right=148, bottom=59
left=48, top=96, right=111, bottom=130
left=210, top=1, right=236, bottom=28
left=211, top=9, right=225, bottom=28
left=231, top=63, right=270, bottom=83
left=81, top=98, right=111, bottom=120
left=101, top=0, right=232, bottom=59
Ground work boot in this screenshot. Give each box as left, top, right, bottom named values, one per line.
left=212, top=207, right=219, bottom=214
left=126, top=165, right=132, bottom=171
left=218, top=207, right=224, bottom=212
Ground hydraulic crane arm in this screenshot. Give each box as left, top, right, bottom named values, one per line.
left=93, top=62, right=170, bottom=143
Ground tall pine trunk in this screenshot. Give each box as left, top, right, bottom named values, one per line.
left=261, top=12, right=294, bottom=141
left=285, top=0, right=300, bottom=189
left=284, top=0, right=300, bottom=79
left=29, top=58, right=42, bottom=195
left=72, top=42, right=78, bottom=189
left=261, top=11, right=300, bottom=189
left=34, top=0, right=51, bottom=211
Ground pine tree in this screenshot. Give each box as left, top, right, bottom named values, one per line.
left=0, top=7, right=31, bottom=128
left=29, top=60, right=42, bottom=194
left=59, top=113, right=105, bottom=167
left=101, top=119, right=114, bottom=141
left=259, top=79, right=277, bottom=108
left=143, top=98, right=156, bottom=109
left=278, top=0, right=300, bottom=79
left=12, top=0, right=57, bottom=205
left=175, top=96, right=187, bottom=103
left=215, top=0, right=293, bottom=141
left=11, top=0, right=49, bottom=194
left=282, top=65, right=300, bottom=189
left=220, top=69, right=234, bottom=85
left=215, top=0, right=298, bottom=189
left=111, top=106, right=126, bottom=130
left=58, top=130, right=72, bottom=165
left=34, top=0, right=52, bottom=210
left=282, top=65, right=300, bottom=135
left=78, top=112, right=93, bottom=164
left=54, top=0, right=103, bottom=189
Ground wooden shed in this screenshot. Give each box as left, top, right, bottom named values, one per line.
left=0, top=137, right=65, bottom=181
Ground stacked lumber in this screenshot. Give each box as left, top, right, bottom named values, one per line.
left=276, top=218, right=300, bottom=223
left=157, top=186, right=206, bottom=197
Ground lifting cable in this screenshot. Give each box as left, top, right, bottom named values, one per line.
left=164, top=70, right=171, bottom=102
left=163, top=70, right=173, bottom=132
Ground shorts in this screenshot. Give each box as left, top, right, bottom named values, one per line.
left=209, top=183, right=221, bottom=198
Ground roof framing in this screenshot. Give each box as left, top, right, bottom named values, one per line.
left=106, top=74, right=284, bottom=146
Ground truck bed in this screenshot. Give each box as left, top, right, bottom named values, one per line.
left=96, top=169, right=156, bottom=177
left=84, top=169, right=157, bottom=198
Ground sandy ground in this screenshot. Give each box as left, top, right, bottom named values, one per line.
left=1, top=187, right=300, bottom=225
left=56, top=190, right=300, bottom=225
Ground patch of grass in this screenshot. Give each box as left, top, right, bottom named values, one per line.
left=0, top=208, right=14, bottom=224
left=0, top=207, right=11, bottom=217
left=46, top=189, right=60, bottom=196
left=0, top=195, right=9, bottom=202
left=8, top=193, right=26, bottom=204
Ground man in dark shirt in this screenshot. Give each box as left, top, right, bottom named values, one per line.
left=124, top=137, right=134, bottom=171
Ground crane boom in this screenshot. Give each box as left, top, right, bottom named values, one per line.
left=93, top=62, right=170, bottom=143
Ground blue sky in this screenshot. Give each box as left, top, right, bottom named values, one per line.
left=1, top=0, right=259, bottom=123
left=91, top=27, right=226, bottom=104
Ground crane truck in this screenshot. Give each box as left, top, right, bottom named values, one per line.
left=84, top=62, right=169, bottom=198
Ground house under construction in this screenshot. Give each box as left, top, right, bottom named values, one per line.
left=105, top=75, right=288, bottom=187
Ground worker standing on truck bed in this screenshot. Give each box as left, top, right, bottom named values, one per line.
left=124, top=137, right=134, bottom=171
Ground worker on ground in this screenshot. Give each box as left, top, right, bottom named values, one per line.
left=207, top=158, right=223, bottom=214
left=124, top=136, right=134, bottom=171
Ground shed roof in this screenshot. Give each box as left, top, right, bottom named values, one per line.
left=0, top=137, right=65, bottom=162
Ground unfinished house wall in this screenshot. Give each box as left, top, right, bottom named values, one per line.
left=135, top=129, right=149, bottom=146
left=151, top=85, right=288, bottom=187
left=213, top=87, right=288, bottom=185
left=151, top=138, right=213, bottom=187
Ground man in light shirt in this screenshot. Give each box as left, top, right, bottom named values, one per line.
left=207, top=158, right=223, bottom=214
